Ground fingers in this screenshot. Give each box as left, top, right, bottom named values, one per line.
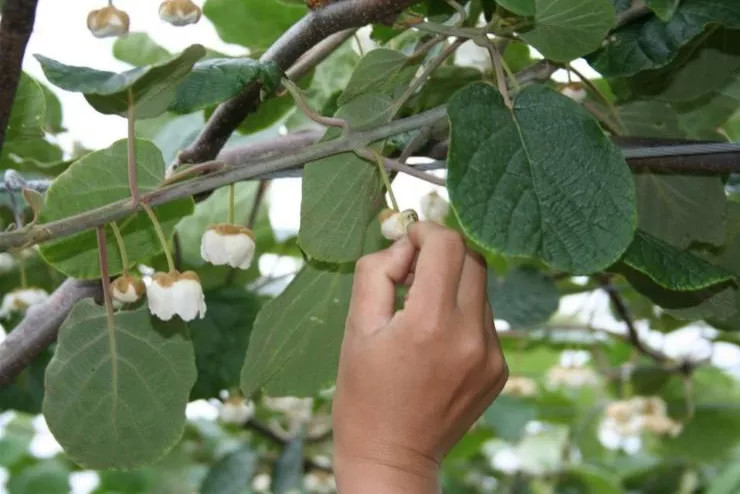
left=406, top=222, right=466, bottom=312
left=457, top=249, right=487, bottom=314
left=348, top=237, right=416, bottom=334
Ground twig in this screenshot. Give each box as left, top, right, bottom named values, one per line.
left=0, top=106, right=447, bottom=250
left=615, top=0, right=651, bottom=28
left=282, top=78, right=350, bottom=133
left=0, top=0, right=39, bottom=155
left=356, top=147, right=445, bottom=187
left=483, top=40, right=512, bottom=108
left=0, top=279, right=101, bottom=387
left=567, top=63, right=623, bottom=134
left=247, top=181, right=269, bottom=230
left=177, top=0, right=425, bottom=165
left=398, top=126, right=432, bottom=163
left=127, top=89, right=139, bottom=206
left=286, top=29, right=356, bottom=82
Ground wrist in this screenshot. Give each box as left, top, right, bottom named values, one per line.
left=334, top=447, right=440, bottom=494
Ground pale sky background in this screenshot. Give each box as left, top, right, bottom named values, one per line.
left=1, top=3, right=738, bottom=491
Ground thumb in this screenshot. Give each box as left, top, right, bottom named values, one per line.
left=347, top=237, right=416, bottom=334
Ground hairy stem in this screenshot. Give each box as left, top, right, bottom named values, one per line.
left=141, top=202, right=175, bottom=272
left=96, top=226, right=115, bottom=329
left=371, top=149, right=400, bottom=211
left=227, top=183, right=235, bottom=224
left=283, top=78, right=350, bottom=133
left=484, top=40, right=512, bottom=108
left=127, top=89, right=139, bottom=206
left=109, top=221, right=130, bottom=274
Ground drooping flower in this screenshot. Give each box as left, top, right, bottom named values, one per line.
left=219, top=397, right=255, bottom=425
left=598, top=395, right=682, bottom=453
left=379, top=208, right=418, bottom=241
left=110, top=274, right=145, bottom=304
left=559, top=82, right=587, bottom=102
left=200, top=224, right=256, bottom=270
left=159, top=0, right=202, bottom=26
left=147, top=270, right=206, bottom=321
left=0, top=288, right=48, bottom=319
left=420, top=191, right=449, bottom=224
left=87, top=5, right=130, bottom=38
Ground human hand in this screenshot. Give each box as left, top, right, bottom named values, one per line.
left=332, top=222, right=508, bottom=493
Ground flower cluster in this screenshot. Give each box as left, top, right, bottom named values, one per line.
left=379, top=208, right=419, bottom=241
left=599, top=396, right=682, bottom=453
left=86, top=0, right=201, bottom=38
left=546, top=350, right=600, bottom=389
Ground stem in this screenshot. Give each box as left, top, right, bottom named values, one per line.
left=247, top=181, right=269, bottom=229
left=353, top=32, right=364, bottom=57
left=140, top=202, right=175, bottom=272
left=567, top=63, right=623, bottom=135
left=282, top=78, right=350, bottom=133
left=96, top=226, right=115, bottom=329
left=109, top=221, right=130, bottom=274
left=498, top=44, right=520, bottom=92
left=227, top=183, right=235, bottom=224
left=484, top=40, right=512, bottom=108
left=127, top=89, right=139, bottom=206
left=444, top=0, right=467, bottom=26
left=162, top=160, right=226, bottom=186
left=370, top=149, right=399, bottom=211
left=18, top=255, right=27, bottom=288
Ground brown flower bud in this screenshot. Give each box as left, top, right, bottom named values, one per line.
left=87, top=5, right=130, bottom=38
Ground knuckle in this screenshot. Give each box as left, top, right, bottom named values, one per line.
left=355, top=254, right=379, bottom=274
left=439, top=230, right=465, bottom=255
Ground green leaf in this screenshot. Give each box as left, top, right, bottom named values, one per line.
left=273, top=438, right=304, bottom=494
left=204, top=0, right=306, bottom=50
left=620, top=230, right=733, bottom=290
left=588, top=0, right=740, bottom=78
left=299, top=93, right=391, bottom=263
left=404, top=65, right=482, bottom=114
left=240, top=262, right=354, bottom=397
left=483, top=395, right=537, bottom=441
left=337, top=49, right=416, bottom=106
left=113, top=32, right=172, bottom=66
left=707, top=465, right=740, bottom=494
left=674, top=70, right=740, bottom=139
left=6, top=461, right=70, bottom=494
left=661, top=403, right=740, bottom=462
left=634, top=170, right=727, bottom=248
left=618, top=101, right=684, bottom=138
left=39, top=139, right=194, bottom=279
left=518, top=0, right=615, bottom=62
left=0, top=348, right=49, bottom=414
left=487, top=266, right=559, bottom=327
left=168, top=58, right=281, bottom=114
left=5, top=73, right=45, bottom=140
left=189, top=288, right=262, bottom=400
left=43, top=300, right=197, bottom=469
left=40, top=82, right=64, bottom=134
left=200, top=447, right=256, bottom=494
left=447, top=83, right=636, bottom=274
left=35, top=45, right=206, bottom=118
left=497, top=0, right=535, bottom=16
left=555, top=465, right=623, bottom=494
left=646, top=0, right=681, bottom=20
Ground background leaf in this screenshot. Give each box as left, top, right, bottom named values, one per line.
left=487, top=266, right=559, bottom=328
left=200, top=447, right=256, bottom=494
left=114, top=33, right=172, bottom=66
left=43, top=300, right=197, bottom=469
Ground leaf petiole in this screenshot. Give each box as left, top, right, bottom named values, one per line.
left=96, top=226, right=115, bottom=329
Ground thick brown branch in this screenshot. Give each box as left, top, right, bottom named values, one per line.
left=0, top=0, right=40, bottom=155
left=0, top=278, right=101, bottom=387
left=176, top=0, right=422, bottom=165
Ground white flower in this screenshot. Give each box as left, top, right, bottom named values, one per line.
left=219, top=397, right=255, bottom=425
left=146, top=270, right=206, bottom=321
left=87, top=5, right=129, bottom=38
left=0, top=288, right=48, bottom=319
left=599, top=396, right=682, bottom=452
left=420, top=191, right=449, bottom=223
left=491, top=448, right=521, bottom=474
left=546, top=365, right=599, bottom=388
left=159, top=0, right=202, bottom=26
left=501, top=376, right=537, bottom=397
left=110, top=274, right=145, bottom=304
left=379, top=208, right=418, bottom=240
left=0, top=253, right=15, bottom=274
left=252, top=473, right=271, bottom=492
left=200, top=224, right=256, bottom=270
left=560, top=83, right=587, bottom=102
left=304, top=472, right=336, bottom=493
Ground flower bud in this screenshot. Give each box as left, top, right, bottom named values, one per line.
left=559, top=82, right=587, bottom=102
left=159, top=0, right=202, bottom=27
left=147, top=270, right=206, bottom=321
left=87, top=5, right=130, bottom=38
left=200, top=224, right=256, bottom=270
left=0, top=288, right=48, bottom=319
left=379, top=208, right=418, bottom=240
left=219, top=397, right=255, bottom=425
left=420, top=191, right=449, bottom=223
left=110, top=274, right=145, bottom=304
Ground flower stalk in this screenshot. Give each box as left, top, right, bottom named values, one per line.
left=96, top=226, right=115, bottom=329
left=127, top=89, right=139, bottom=206
left=141, top=202, right=175, bottom=272
left=109, top=221, right=130, bottom=275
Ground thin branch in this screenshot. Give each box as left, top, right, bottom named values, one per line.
left=356, top=147, right=445, bottom=186
left=286, top=28, right=356, bottom=82
left=0, top=0, right=39, bottom=156
left=615, top=0, right=651, bottom=28
left=247, top=181, right=269, bottom=230
left=282, top=78, right=350, bottom=132
left=0, top=107, right=446, bottom=250
left=0, top=278, right=101, bottom=387
left=177, top=0, right=425, bottom=165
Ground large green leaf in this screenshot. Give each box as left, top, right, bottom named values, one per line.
left=487, top=266, right=559, bottom=327
left=554, top=465, right=624, bottom=494
left=675, top=70, right=740, bottom=138
left=240, top=261, right=354, bottom=397
left=483, top=395, right=536, bottom=441
left=189, top=288, right=262, bottom=400
left=169, top=58, right=281, bottom=114
left=588, top=0, right=740, bottom=78
left=113, top=33, right=172, bottom=66
left=39, top=140, right=194, bottom=279
left=518, top=0, right=615, bottom=62
left=634, top=170, right=727, bottom=248
left=204, top=0, right=306, bottom=51
left=4, top=73, right=44, bottom=140
left=620, top=230, right=733, bottom=290
left=497, top=0, right=535, bottom=16
left=299, top=93, right=390, bottom=263
left=646, top=0, right=681, bottom=21
left=337, top=48, right=417, bottom=106
left=6, top=461, right=70, bottom=494
left=447, top=83, right=636, bottom=274
left=35, top=45, right=205, bottom=118
left=618, top=101, right=684, bottom=138
left=43, top=300, right=197, bottom=469
left=200, top=447, right=256, bottom=494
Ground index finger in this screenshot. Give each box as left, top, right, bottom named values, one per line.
left=405, top=222, right=466, bottom=312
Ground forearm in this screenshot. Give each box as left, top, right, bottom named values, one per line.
left=334, top=455, right=441, bottom=494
